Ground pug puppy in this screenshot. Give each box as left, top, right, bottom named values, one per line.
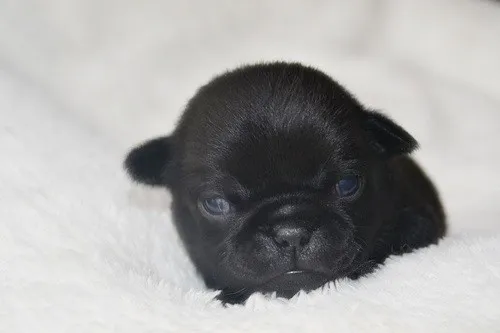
left=125, top=62, right=446, bottom=304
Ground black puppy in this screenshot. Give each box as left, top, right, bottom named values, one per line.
left=125, top=62, right=446, bottom=304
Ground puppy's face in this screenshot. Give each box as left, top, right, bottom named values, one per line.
left=126, top=63, right=417, bottom=302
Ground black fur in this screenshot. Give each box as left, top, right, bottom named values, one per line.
left=125, top=136, right=173, bottom=186
left=124, top=62, right=446, bottom=304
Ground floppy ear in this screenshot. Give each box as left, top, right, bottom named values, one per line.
left=363, top=110, right=418, bottom=157
left=124, top=136, right=174, bottom=186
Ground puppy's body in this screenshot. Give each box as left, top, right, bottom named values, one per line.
left=126, top=63, right=446, bottom=304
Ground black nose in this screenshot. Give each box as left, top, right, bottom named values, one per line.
left=273, top=225, right=311, bottom=249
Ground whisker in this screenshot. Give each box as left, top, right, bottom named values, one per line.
left=354, top=236, right=368, bottom=249
left=222, top=286, right=249, bottom=297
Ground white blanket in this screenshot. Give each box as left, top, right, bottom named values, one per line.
left=1, top=0, right=500, bottom=332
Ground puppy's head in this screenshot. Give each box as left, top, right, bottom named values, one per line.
left=125, top=63, right=417, bottom=302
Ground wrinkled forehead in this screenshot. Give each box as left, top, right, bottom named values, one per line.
left=189, top=120, right=366, bottom=193
left=224, top=127, right=331, bottom=190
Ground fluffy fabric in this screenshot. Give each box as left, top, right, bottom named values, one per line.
left=1, top=0, right=500, bottom=332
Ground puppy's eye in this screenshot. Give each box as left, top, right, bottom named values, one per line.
left=335, top=175, right=360, bottom=198
left=201, top=197, right=231, bottom=216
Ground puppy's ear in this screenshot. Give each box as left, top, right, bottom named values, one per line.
left=124, top=136, right=174, bottom=186
left=363, top=110, right=418, bottom=157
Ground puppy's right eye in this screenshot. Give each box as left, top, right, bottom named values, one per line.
left=200, top=197, right=231, bottom=216
left=335, top=174, right=361, bottom=198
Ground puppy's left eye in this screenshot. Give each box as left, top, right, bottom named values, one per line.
left=200, top=197, right=231, bottom=216
left=335, top=175, right=361, bottom=198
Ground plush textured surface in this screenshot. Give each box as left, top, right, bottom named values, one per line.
left=1, top=0, right=500, bottom=332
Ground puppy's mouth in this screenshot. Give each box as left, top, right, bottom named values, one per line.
left=257, top=270, right=331, bottom=298
left=254, top=247, right=360, bottom=298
